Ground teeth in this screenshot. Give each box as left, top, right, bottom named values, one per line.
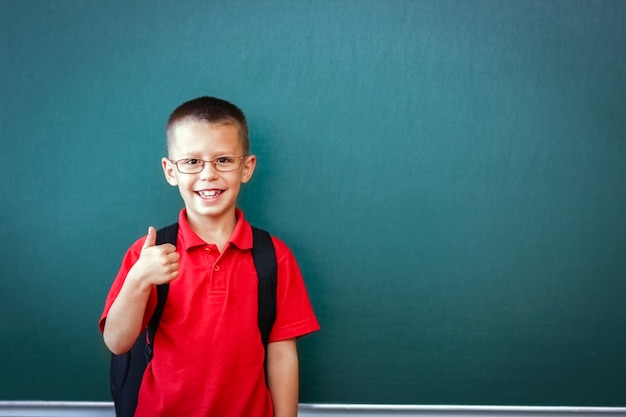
left=198, top=190, right=220, bottom=198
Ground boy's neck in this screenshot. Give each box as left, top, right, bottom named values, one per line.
left=186, top=211, right=238, bottom=252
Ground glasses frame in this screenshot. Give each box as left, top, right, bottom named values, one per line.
left=168, top=155, right=248, bottom=174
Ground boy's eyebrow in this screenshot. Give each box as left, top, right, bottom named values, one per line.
left=173, top=151, right=243, bottom=159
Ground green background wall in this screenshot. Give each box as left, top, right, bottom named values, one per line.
left=1, top=0, right=625, bottom=406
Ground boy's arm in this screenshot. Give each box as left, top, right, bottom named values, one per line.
left=266, top=338, right=299, bottom=417
left=103, top=271, right=152, bottom=354
left=103, top=227, right=179, bottom=354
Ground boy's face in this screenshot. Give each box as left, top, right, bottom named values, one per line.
left=162, top=119, right=256, bottom=226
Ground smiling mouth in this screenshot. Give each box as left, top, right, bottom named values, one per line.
left=196, top=190, right=223, bottom=199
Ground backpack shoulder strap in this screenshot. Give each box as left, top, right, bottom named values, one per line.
left=156, top=223, right=179, bottom=246
left=144, top=223, right=178, bottom=361
left=251, top=227, right=277, bottom=353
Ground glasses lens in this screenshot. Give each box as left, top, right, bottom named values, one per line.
left=177, top=159, right=204, bottom=173
left=214, top=156, right=241, bottom=172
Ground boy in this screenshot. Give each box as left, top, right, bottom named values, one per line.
left=100, top=96, right=320, bottom=417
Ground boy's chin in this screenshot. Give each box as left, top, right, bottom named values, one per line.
left=185, top=202, right=236, bottom=221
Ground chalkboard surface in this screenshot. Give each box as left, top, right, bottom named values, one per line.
left=1, top=0, right=625, bottom=407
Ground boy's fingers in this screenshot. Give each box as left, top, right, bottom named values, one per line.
left=142, top=226, right=157, bottom=249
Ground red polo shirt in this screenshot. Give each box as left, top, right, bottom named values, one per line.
left=100, top=209, right=320, bottom=417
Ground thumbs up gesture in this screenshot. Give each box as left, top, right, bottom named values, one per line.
left=133, top=226, right=180, bottom=285
left=142, top=225, right=159, bottom=250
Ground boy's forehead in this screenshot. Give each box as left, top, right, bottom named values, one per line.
left=167, top=119, right=244, bottom=153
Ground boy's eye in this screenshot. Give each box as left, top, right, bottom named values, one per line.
left=215, top=156, right=234, bottom=164
left=184, top=158, right=201, bottom=166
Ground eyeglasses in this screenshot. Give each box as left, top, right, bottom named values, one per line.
left=169, top=155, right=248, bottom=174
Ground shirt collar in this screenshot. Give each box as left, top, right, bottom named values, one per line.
left=177, top=208, right=253, bottom=251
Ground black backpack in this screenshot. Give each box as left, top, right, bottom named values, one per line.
left=110, top=223, right=277, bottom=417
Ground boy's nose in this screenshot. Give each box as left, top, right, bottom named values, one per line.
left=199, top=161, right=219, bottom=179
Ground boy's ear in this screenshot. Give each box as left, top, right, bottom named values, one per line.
left=241, top=155, right=256, bottom=184
left=162, top=158, right=178, bottom=186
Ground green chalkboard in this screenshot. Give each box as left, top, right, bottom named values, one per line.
left=1, top=0, right=625, bottom=407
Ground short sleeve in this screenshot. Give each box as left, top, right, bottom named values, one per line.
left=98, top=236, right=158, bottom=333
left=268, top=237, right=320, bottom=342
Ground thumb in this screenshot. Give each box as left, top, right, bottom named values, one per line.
left=142, top=226, right=157, bottom=249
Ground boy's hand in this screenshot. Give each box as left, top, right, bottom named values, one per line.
left=132, top=226, right=180, bottom=286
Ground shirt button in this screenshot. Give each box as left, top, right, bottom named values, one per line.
left=213, top=265, right=220, bottom=272
left=204, top=247, right=212, bottom=253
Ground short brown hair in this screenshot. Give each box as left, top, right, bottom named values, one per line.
left=166, top=96, right=249, bottom=154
